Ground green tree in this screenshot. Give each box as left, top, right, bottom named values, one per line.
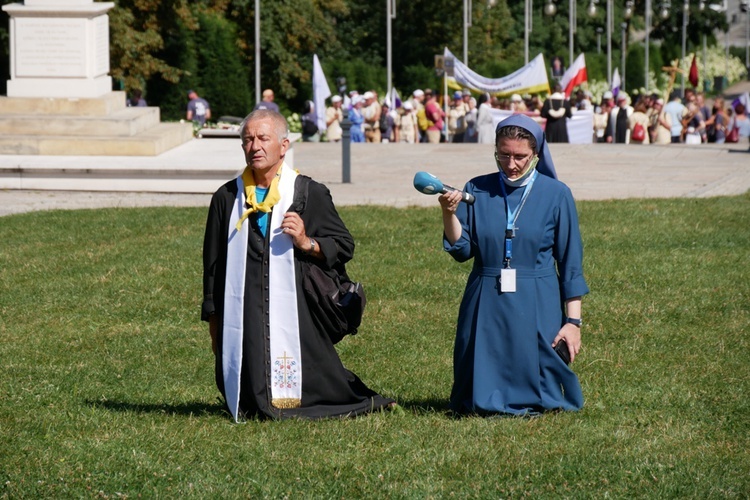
left=109, top=0, right=197, bottom=97
left=194, top=10, right=252, bottom=119
left=144, top=18, right=198, bottom=120
left=227, top=0, right=347, bottom=112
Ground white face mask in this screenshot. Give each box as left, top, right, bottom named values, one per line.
left=496, top=155, right=539, bottom=186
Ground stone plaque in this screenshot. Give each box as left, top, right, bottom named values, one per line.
left=15, top=18, right=87, bottom=78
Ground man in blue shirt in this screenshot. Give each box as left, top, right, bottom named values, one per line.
left=663, top=91, right=686, bottom=143
left=186, top=90, right=211, bottom=127
left=253, top=89, right=280, bottom=113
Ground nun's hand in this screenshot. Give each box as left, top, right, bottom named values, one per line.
left=439, top=190, right=462, bottom=213
left=552, top=324, right=581, bottom=363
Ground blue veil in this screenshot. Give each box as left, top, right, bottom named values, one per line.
left=495, top=114, right=557, bottom=179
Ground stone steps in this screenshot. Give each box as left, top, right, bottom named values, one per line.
left=0, top=106, right=162, bottom=137
left=0, top=122, right=194, bottom=156
left=0, top=92, right=126, bottom=116
left=0, top=92, right=193, bottom=156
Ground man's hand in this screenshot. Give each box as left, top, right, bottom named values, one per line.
left=281, top=212, right=308, bottom=249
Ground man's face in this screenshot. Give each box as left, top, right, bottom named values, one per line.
left=241, top=118, right=289, bottom=172
left=263, top=91, right=274, bottom=102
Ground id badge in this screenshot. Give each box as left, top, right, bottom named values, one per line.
left=500, top=268, right=516, bottom=293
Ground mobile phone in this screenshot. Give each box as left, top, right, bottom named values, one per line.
left=554, top=339, right=571, bottom=365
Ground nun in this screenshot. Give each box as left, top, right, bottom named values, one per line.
left=436, top=114, right=589, bottom=416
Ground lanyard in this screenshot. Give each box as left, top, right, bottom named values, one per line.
left=499, top=170, right=538, bottom=267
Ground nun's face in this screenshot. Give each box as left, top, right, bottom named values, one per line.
left=495, top=137, right=536, bottom=180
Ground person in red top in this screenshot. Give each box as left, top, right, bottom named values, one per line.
left=424, top=89, right=445, bottom=143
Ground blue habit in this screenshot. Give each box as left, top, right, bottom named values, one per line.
left=444, top=171, right=589, bottom=416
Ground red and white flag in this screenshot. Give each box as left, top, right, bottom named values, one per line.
left=559, top=53, right=587, bottom=98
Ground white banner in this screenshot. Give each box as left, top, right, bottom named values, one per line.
left=489, top=109, right=594, bottom=144
left=444, top=48, right=550, bottom=97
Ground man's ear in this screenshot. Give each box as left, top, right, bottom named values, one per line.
left=280, top=137, right=291, bottom=156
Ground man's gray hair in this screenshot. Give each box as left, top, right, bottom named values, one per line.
left=240, top=110, right=289, bottom=142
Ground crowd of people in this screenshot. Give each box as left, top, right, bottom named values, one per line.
left=165, top=83, right=749, bottom=148
left=317, top=85, right=750, bottom=147
left=591, top=86, right=750, bottom=146
left=321, top=87, right=482, bottom=144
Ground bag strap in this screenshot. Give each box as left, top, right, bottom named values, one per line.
left=291, top=175, right=353, bottom=282
left=291, top=175, right=312, bottom=214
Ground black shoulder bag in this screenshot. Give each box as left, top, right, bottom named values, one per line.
left=292, top=175, right=366, bottom=344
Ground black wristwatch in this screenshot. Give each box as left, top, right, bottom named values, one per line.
left=566, top=317, right=582, bottom=327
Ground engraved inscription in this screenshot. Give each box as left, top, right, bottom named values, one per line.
left=15, top=18, right=87, bottom=77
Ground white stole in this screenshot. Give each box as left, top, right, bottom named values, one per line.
left=223, top=163, right=301, bottom=421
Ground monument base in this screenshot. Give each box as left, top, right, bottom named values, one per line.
left=3, top=1, right=116, bottom=99
left=0, top=92, right=193, bottom=156
left=6, top=75, right=113, bottom=99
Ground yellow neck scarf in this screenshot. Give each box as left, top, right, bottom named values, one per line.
left=236, top=167, right=282, bottom=231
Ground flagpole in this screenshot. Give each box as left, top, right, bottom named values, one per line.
left=681, top=0, right=688, bottom=95
left=254, top=0, right=260, bottom=105
left=387, top=0, right=394, bottom=107
left=607, top=0, right=612, bottom=85
left=621, top=22, right=627, bottom=92
left=645, top=0, right=650, bottom=91
left=524, top=0, right=530, bottom=65
left=443, top=72, right=448, bottom=139
left=463, top=0, right=471, bottom=65
left=569, top=0, right=575, bottom=74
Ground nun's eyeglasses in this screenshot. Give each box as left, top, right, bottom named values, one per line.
left=495, top=153, right=533, bottom=166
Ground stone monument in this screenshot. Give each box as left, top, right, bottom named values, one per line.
left=3, top=0, right=115, bottom=98
left=0, top=0, right=193, bottom=156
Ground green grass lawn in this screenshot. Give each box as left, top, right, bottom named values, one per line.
left=1, top=194, right=748, bottom=498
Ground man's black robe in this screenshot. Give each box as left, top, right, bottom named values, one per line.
left=202, top=176, right=393, bottom=419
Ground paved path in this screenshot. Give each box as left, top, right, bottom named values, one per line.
left=1, top=138, right=748, bottom=217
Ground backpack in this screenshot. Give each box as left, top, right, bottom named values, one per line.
left=726, top=120, right=739, bottom=143
left=379, top=112, right=389, bottom=133
left=302, top=116, right=318, bottom=136
left=632, top=122, right=646, bottom=142
left=291, top=175, right=366, bottom=344
left=417, top=108, right=433, bottom=132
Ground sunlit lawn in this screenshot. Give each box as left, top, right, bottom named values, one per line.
left=0, top=194, right=748, bottom=497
